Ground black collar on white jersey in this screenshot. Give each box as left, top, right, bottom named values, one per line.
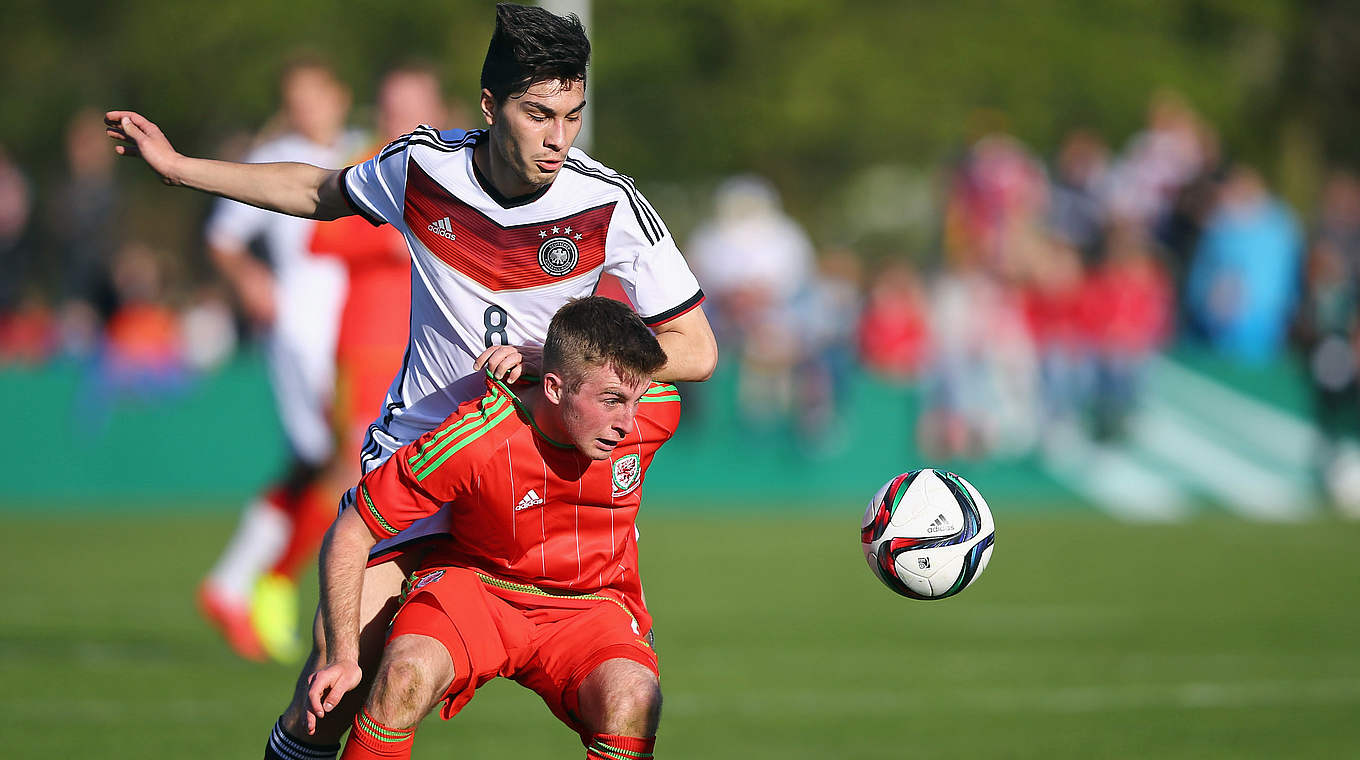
left=471, top=135, right=553, bottom=209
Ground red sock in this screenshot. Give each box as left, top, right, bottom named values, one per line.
left=586, top=733, right=656, bottom=759
left=270, top=484, right=335, bottom=580
left=341, top=708, right=415, bottom=759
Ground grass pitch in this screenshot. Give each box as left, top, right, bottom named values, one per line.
left=2, top=508, right=1358, bottom=758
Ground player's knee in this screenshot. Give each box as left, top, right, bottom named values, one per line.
left=610, top=677, right=662, bottom=731
left=366, top=636, right=452, bottom=729
left=368, top=659, right=428, bottom=728
left=578, top=660, right=662, bottom=736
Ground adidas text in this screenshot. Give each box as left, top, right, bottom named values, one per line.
left=926, top=514, right=954, bottom=534
left=428, top=217, right=457, bottom=242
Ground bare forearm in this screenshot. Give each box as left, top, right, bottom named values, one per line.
left=107, top=110, right=352, bottom=220
left=318, top=508, right=375, bottom=663
left=168, top=156, right=347, bottom=220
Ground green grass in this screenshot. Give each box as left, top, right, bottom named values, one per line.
left=3, top=510, right=1359, bottom=758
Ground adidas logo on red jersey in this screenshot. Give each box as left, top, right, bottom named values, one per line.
left=515, top=489, right=544, bottom=511
left=427, top=216, right=457, bottom=242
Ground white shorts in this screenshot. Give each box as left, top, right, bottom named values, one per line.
left=264, top=332, right=337, bottom=467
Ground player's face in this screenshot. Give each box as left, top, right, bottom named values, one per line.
left=482, top=78, right=585, bottom=196
left=548, top=362, right=650, bottom=461
left=378, top=71, right=446, bottom=142
left=282, top=66, right=351, bottom=145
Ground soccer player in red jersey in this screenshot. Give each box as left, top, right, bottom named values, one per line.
left=108, top=5, right=716, bottom=758
left=309, top=296, right=674, bottom=759
left=309, top=63, right=454, bottom=458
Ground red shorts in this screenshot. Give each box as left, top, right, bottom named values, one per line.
left=387, top=566, right=658, bottom=734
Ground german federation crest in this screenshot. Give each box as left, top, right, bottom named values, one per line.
left=537, top=236, right=579, bottom=276
left=611, top=453, right=642, bottom=497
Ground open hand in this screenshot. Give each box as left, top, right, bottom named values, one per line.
left=305, top=660, right=363, bottom=735
left=104, top=111, right=184, bottom=185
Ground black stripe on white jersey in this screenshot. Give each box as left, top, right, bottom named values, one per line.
left=583, top=163, right=663, bottom=239
left=378, top=339, right=414, bottom=430
left=562, top=159, right=663, bottom=243
left=563, top=159, right=658, bottom=228
left=379, top=127, right=480, bottom=162
left=338, top=165, right=385, bottom=227
left=562, top=159, right=664, bottom=245
left=643, top=288, right=705, bottom=326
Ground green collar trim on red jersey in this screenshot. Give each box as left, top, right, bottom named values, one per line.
left=485, top=370, right=574, bottom=450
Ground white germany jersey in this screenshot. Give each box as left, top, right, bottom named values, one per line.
left=340, top=126, right=704, bottom=461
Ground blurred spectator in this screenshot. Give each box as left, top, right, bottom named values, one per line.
left=78, top=241, right=190, bottom=426
left=688, top=175, right=814, bottom=421
left=1185, top=166, right=1302, bottom=364
left=0, top=145, right=53, bottom=364
left=0, top=293, right=56, bottom=365
left=857, top=261, right=931, bottom=380
left=919, top=260, right=1039, bottom=458
left=1047, top=129, right=1110, bottom=262
left=1021, top=238, right=1095, bottom=446
left=792, top=248, right=863, bottom=450
left=1086, top=222, right=1173, bottom=439
left=942, top=133, right=1049, bottom=277
left=1105, top=91, right=1209, bottom=240
left=45, top=107, right=122, bottom=348
left=1295, top=170, right=1360, bottom=505
left=689, top=175, right=814, bottom=342
left=104, top=241, right=182, bottom=373
left=0, top=145, right=34, bottom=314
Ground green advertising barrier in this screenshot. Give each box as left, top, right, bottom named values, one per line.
left=0, top=354, right=1082, bottom=512
left=0, top=356, right=287, bottom=509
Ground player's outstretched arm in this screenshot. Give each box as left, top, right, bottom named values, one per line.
left=306, top=505, right=377, bottom=734
left=105, top=110, right=354, bottom=221
left=652, top=307, right=719, bottom=383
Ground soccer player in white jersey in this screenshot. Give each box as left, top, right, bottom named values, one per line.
left=107, top=5, right=717, bottom=758
left=198, top=56, right=368, bottom=664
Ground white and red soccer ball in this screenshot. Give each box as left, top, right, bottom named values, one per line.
left=860, top=469, right=995, bottom=600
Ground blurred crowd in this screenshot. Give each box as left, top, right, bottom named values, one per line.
left=690, top=92, right=1354, bottom=468
left=3, top=87, right=1356, bottom=470
left=0, top=108, right=239, bottom=416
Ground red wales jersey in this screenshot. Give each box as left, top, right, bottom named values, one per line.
left=354, top=375, right=682, bottom=624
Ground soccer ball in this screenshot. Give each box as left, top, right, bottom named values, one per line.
left=860, top=469, right=995, bottom=600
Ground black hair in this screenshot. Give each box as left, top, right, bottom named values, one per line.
left=480, top=3, right=590, bottom=104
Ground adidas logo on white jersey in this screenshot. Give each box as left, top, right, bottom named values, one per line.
left=926, top=513, right=954, bottom=534
left=427, top=217, right=457, bottom=241
left=515, top=489, right=544, bottom=511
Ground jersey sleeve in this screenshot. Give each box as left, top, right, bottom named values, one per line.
left=339, top=133, right=417, bottom=229
left=636, top=382, right=683, bottom=444
left=353, top=407, right=484, bottom=540
left=602, top=189, right=706, bottom=327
